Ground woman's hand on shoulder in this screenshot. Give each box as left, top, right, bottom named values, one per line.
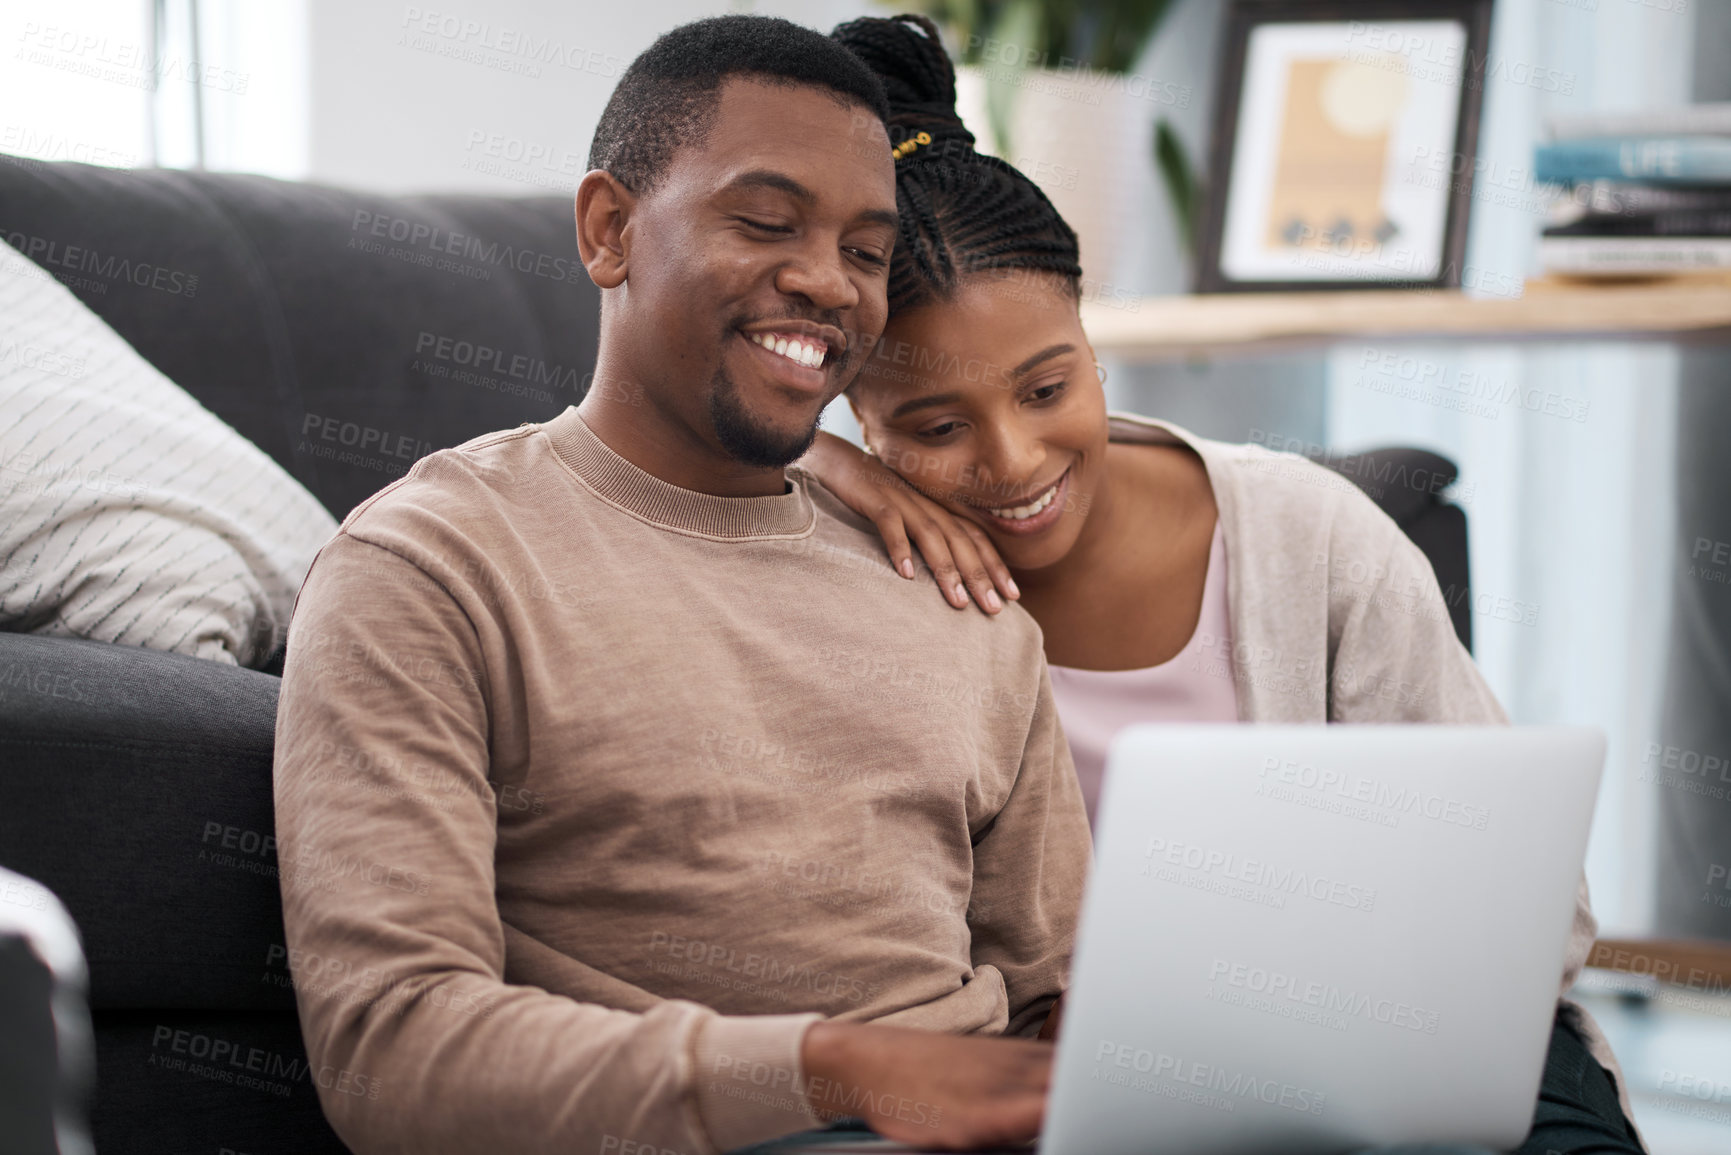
left=799, top=431, right=1019, bottom=614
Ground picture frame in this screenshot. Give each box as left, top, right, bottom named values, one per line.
left=1195, top=0, right=1493, bottom=293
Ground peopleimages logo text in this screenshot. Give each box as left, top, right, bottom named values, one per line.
left=1208, top=959, right=1441, bottom=1034
left=348, top=211, right=582, bottom=285
left=1142, top=838, right=1376, bottom=911
left=1093, top=1041, right=1327, bottom=1115
left=1, top=230, right=198, bottom=297
left=1258, top=756, right=1490, bottom=831
left=415, top=331, right=586, bottom=392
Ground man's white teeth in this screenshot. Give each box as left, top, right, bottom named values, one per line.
left=750, top=331, right=825, bottom=369
left=988, top=482, right=1059, bottom=521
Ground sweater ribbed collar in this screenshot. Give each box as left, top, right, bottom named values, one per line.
left=544, top=407, right=815, bottom=540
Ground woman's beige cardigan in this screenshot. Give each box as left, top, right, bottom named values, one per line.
left=1106, top=412, right=1637, bottom=1133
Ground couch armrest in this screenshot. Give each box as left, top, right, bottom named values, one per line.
left=0, top=633, right=293, bottom=1011
left=1315, top=446, right=1473, bottom=653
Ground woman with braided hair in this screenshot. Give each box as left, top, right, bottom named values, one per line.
left=796, top=14, right=1645, bottom=1155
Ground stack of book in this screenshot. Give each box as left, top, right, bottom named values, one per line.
left=1534, top=104, right=1731, bottom=276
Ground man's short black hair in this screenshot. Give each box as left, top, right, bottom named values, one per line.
left=588, top=15, right=891, bottom=195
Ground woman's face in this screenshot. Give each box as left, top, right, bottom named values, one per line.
left=848, top=274, right=1109, bottom=573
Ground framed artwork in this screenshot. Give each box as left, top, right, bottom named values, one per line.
left=1195, top=0, right=1493, bottom=292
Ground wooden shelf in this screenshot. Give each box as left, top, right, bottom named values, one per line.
left=1586, top=938, right=1731, bottom=993
left=1081, top=276, right=1731, bottom=360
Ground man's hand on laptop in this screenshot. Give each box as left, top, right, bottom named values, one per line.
left=801, top=1021, right=1049, bottom=1147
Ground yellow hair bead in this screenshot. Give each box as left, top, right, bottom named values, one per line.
left=892, top=130, right=933, bottom=161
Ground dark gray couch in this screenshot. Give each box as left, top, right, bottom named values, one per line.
left=0, top=157, right=1470, bottom=1154
left=0, top=157, right=601, bottom=1154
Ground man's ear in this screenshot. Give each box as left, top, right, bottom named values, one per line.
left=575, top=170, right=633, bottom=290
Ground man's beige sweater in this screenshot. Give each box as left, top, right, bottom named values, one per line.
left=272, top=406, right=1090, bottom=1155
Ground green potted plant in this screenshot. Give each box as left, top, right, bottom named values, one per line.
left=890, top=0, right=1199, bottom=279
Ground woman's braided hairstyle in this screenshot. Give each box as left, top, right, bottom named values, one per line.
left=830, top=13, right=1083, bottom=314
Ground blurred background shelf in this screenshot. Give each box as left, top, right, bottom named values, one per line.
left=1082, top=276, right=1731, bottom=360
left=1589, top=938, right=1731, bottom=991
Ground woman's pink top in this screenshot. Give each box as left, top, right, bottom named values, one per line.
left=1047, top=523, right=1240, bottom=826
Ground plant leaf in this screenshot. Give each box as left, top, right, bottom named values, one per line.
left=1155, top=117, right=1199, bottom=256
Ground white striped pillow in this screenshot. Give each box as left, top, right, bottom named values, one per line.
left=0, top=236, right=337, bottom=667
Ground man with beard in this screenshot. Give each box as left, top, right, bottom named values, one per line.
left=273, top=15, right=1088, bottom=1155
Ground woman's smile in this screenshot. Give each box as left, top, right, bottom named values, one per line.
left=963, top=466, right=1072, bottom=537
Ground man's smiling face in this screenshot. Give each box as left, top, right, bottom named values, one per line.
left=623, top=77, right=896, bottom=467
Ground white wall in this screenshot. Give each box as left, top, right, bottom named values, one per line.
left=1326, top=0, right=1698, bottom=936
left=0, top=0, right=154, bottom=169
left=195, top=0, right=310, bottom=177
left=0, top=0, right=307, bottom=177
left=305, top=0, right=878, bottom=194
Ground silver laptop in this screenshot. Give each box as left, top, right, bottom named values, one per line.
left=1043, top=724, right=1604, bottom=1155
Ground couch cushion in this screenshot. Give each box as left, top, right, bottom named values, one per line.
left=0, top=157, right=601, bottom=520
left=93, top=1010, right=350, bottom=1155
left=0, top=632, right=289, bottom=1011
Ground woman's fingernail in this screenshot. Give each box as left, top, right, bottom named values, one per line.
left=899, top=558, right=915, bottom=579
left=1006, top=577, right=1021, bottom=599
left=953, top=582, right=968, bottom=605
left=984, top=590, right=1003, bottom=612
